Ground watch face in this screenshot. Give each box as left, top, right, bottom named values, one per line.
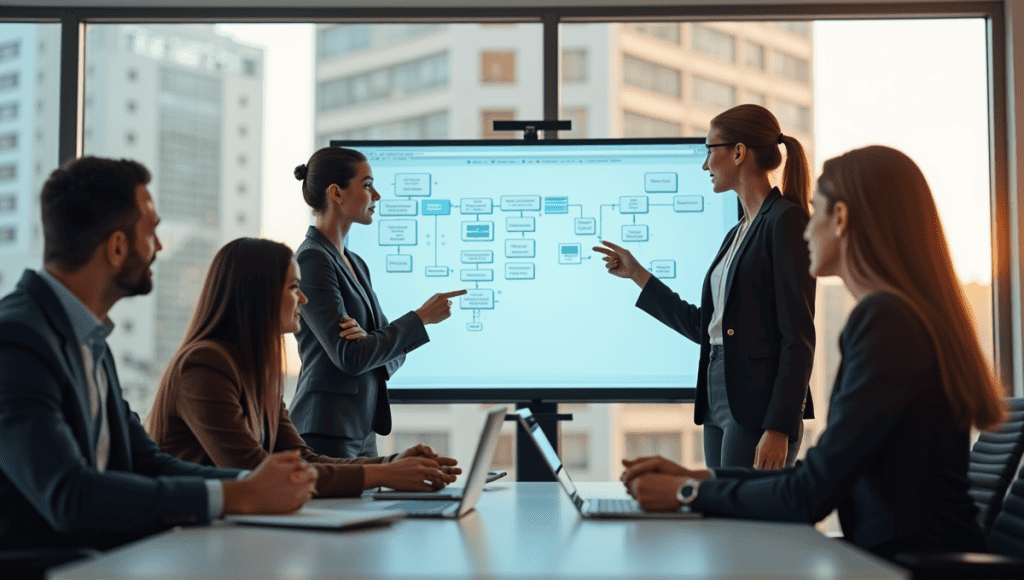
left=681, top=484, right=695, bottom=497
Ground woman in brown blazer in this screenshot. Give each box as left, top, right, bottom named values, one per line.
left=145, top=238, right=461, bottom=496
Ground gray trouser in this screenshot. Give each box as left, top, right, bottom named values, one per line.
left=702, top=344, right=802, bottom=469
left=302, top=431, right=378, bottom=459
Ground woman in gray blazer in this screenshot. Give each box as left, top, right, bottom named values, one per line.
left=596, top=104, right=815, bottom=470
left=621, top=146, right=1005, bottom=559
left=289, top=147, right=466, bottom=458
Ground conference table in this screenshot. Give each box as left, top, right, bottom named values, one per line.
left=49, top=482, right=908, bottom=579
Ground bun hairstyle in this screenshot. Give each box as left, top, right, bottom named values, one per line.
left=295, top=147, right=367, bottom=213
left=710, top=104, right=810, bottom=214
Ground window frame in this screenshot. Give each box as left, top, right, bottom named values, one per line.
left=0, top=1, right=1011, bottom=399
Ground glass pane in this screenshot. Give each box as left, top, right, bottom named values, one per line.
left=0, top=23, right=61, bottom=301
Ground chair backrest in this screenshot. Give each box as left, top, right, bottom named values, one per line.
left=969, top=397, right=1024, bottom=536
left=987, top=457, right=1024, bottom=557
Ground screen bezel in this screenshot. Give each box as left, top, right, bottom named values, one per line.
left=328, top=137, right=714, bottom=403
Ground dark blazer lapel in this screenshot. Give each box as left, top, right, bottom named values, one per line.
left=723, top=189, right=782, bottom=303
left=20, top=272, right=97, bottom=464
left=305, top=228, right=376, bottom=326
left=101, top=355, right=132, bottom=470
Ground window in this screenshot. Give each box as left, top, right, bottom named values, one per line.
left=745, top=41, right=765, bottom=70
left=238, top=124, right=247, bottom=138
left=625, top=432, right=683, bottom=464
left=560, top=106, right=588, bottom=138
left=623, top=110, right=681, bottom=137
left=0, top=40, right=20, bottom=63
left=492, top=432, right=515, bottom=469
left=692, top=429, right=705, bottom=464
left=774, top=21, right=812, bottom=38
left=774, top=51, right=811, bottom=84
left=318, top=52, right=450, bottom=111
left=0, top=164, right=15, bottom=182
left=745, top=91, right=766, bottom=106
left=625, top=22, right=681, bottom=44
left=0, top=73, right=19, bottom=93
left=0, top=226, right=15, bottom=244
left=126, top=67, right=138, bottom=82
left=321, top=109, right=450, bottom=141
left=0, top=102, right=16, bottom=122
left=0, top=194, right=15, bottom=213
left=317, top=24, right=445, bottom=59
left=238, top=94, right=248, bottom=108
left=692, top=75, right=736, bottom=109
left=242, top=58, right=258, bottom=76
left=775, top=98, right=810, bottom=132
left=236, top=212, right=246, bottom=226
left=561, top=432, right=590, bottom=470
left=393, top=431, right=449, bottom=457
left=0, top=132, right=16, bottom=152
left=562, top=48, right=588, bottom=83
left=236, top=181, right=247, bottom=196
left=125, top=130, right=136, bottom=145
left=237, top=153, right=247, bottom=167
left=481, top=109, right=517, bottom=139
left=623, top=54, right=680, bottom=98
left=126, top=99, right=138, bottom=114
left=691, top=24, right=735, bottom=62
left=481, top=51, right=516, bottom=84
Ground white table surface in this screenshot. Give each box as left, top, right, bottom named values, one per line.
left=49, top=482, right=908, bottom=580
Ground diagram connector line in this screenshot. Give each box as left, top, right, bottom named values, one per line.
left=569, top=204, right=583, bottom=217
left=434, top=215, right=438, bottom=266
left=597, top=204, right=617, bottom=239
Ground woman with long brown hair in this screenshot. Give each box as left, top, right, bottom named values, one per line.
left=596, top=104, right=816, bottom=470
left=146, top=238, right=462, bottom=495
left=621, top=145, right=1004, bottom=559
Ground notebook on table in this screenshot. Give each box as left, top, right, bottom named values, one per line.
left=515, top=407, right=701, bottom=519
left=367, top=404, right=506, bottom=518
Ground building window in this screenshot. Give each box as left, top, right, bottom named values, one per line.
left=481, top=51, right=516, bottom=84
left=393, top=431, right=449, bottom=457
left=126, top=67, right=138, bottom=83
left=692, top=429, right=704, bottom=463
left=561, top=432, right=590, bottom=470
left=0, top=102, right=16, bottom=122
left=774, top=51, right=811, bottom=84
left=321, top=109, right=450, bottom=141
left=236, top=212, right=246, bottom=226
left=562, top=48, right=588, bottom=84
left=126, top=99, right=138, bottom=114
left=0, top=132, right=16, bottom=152
left=492, top=432, right=515, bottom=469
left=37, top=70, right=44, bottom=85
left=0, top=194, right=15, bottom=213
left=0, top=164, right=15, bottom=182
left=237, top=153, right=247, bottom=167
left=560, top=106, right=588, bottom=138
left=774, top=21, right=812, bottom=38
left=0, top=41, right=20, bottom=63
left=0, top=226, right=15, bottom=244
left=318, top=52, right=449, bottom=112
left=623, top=54, right=681, bottom=98
left=239, top=94, right=249, bottom=108
left=745, top=91, right=766, bottom=106
left=317, top=24, right=445, bottom=59
left=775, top=99, right=811, bottom=132
left=745, top=41, right=766, bottom=71
left=237, top=182, right=247, bottom=196
left=238, top=124, right=248, bottom=138
left=691, top=24, right=735, bottom=62
left=481, top=109, right=517, bottom=139
left=623, top=110, right=681, bottom=138
left=242, top=58, right=258, bottom=76
left=0, top=73, right=19, bottom=93
left=624, top=22, right=681, bottom=44
left=125, top=131, right=137, bottom=146
left=692, top=75, right=737, bottom=110
left=625, top=432, right=683, bottom=464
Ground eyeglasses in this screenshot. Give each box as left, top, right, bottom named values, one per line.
left=705, top=142, right=739, bottom=157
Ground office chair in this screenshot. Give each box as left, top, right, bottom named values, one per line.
left=0, top=547, right=98, bottom=580
left=893, top=398, right=1024, bottom=579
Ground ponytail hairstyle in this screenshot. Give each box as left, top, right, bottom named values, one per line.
left=294, top=146, right=368, bottom=213
left=818, top=145, right=1005, bottom=431
left=710, top=104, right=810, bottom=214
left=146, top=238, right=294, bottom=442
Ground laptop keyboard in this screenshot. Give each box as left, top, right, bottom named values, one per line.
left=592, top=498, right=644, bottom=514
left=383, top=500, right=455, bottom=516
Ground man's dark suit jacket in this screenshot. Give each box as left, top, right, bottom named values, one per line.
left=290, top=226, right=429, bottom=442
left=0, top=270, right=242, bottom=550
left=636, top=188, right=816, bottom=440
left=693, top=293, right=986, bottom=557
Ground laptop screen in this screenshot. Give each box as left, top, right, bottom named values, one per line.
left=456, top=405, right=507, bottom=516
left=515, top=408, right=587, bottom=513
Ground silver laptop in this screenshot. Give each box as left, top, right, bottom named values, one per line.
left=516, top=408, right=700, bottom=519
left=368, top=405, right=506, bottom=518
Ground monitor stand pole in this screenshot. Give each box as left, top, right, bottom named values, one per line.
left=513, top=400, right=573, bottom=482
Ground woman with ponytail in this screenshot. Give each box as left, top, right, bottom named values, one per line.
left=596, top=104, right=815, bottom=470
left=621, top=146, right=1002, bottom=559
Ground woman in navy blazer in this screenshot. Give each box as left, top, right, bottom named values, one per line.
left=289, top=147, right=466, bottom=458
left=597, top=105, right=815, bottom=469
left=621, top=145, right=1005, bottom=559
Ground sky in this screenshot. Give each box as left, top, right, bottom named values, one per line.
left=217, top=18, right=993, bottom=285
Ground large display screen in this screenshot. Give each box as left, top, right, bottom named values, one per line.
left=331, top=139, right=738, bottom=401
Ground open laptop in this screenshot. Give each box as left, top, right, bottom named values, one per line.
left=367, top=404, right=506, bottom=518
left=515, top=408, right=700, bottom=519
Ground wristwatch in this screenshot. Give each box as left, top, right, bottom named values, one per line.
left=676, top=478, right=701, bottom=506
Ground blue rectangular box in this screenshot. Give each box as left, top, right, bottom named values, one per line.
left=422, top=199, right=452, bottom=215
